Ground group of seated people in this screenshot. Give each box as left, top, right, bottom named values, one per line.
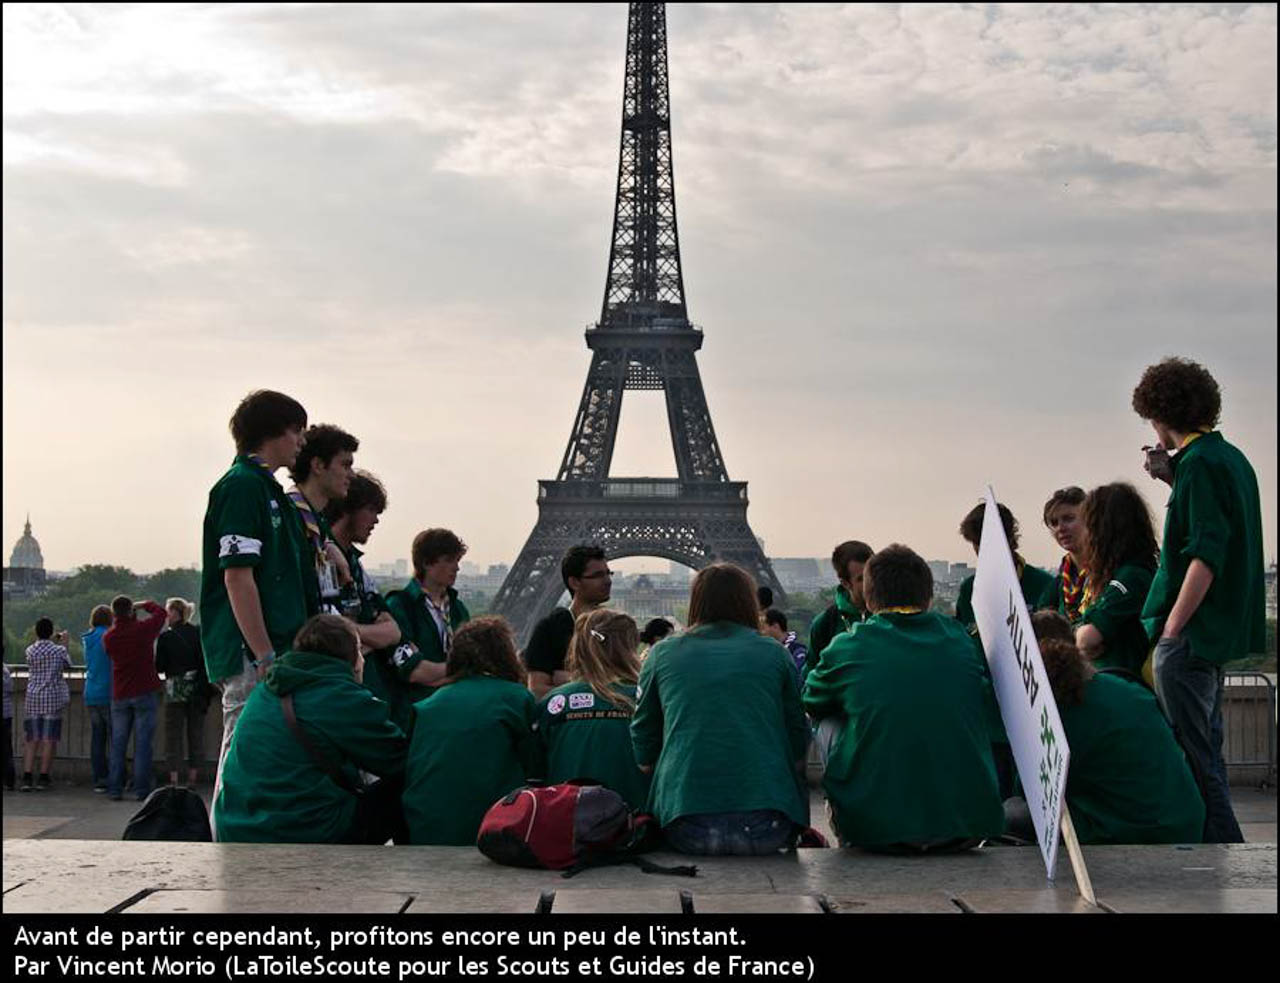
left=213, top=504, right=1204, bottom=854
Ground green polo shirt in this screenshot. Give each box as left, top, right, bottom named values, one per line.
left=805, top=587, right=867, bottom=672
left=803, top=611, right=1005, bottom=847
left=402, top=676, right=540, bottom=845
left=200, top=456, right=311, bottom=683
left=213, top=650, right=408, bottom=843
left=955, top=560, right=1054, bottom=633
left=1079, top=564, right=1154, bottom=674
left=342, top=546, right=404, bottom=724
left=631, top=623, right=810, bottom=828
left=385, top=579, right=471, bottom=705
left=536, top=681, right=651, bottom=811
left=1142, top=431, right=1266, bottom=664
left=1059, top=672, right=1204, bottom=844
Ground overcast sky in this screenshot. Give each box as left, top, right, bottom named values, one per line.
left=3, top=2, right=1276, bottom=578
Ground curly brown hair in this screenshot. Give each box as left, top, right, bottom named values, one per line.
left=1079, top=482, right=1158, bottom=590
left=446, top=616, right=525, bottom=683
left=1131, top=357, right=1221, bottom=432
left=1030, top=610, right=1074, bottom=646
left=1038, top=638, right=1094, bottom=708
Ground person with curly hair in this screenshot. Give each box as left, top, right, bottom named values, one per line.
left=401, top=617, right=540, bottom=845
left=536, top=609, right=650, bottom=810
left=1073, top=483, right=1159, bottom=677
left=953, top=501, right=1053, bottom=634
left=1132, top=357, right=1264, bottom=843
left=1003, top=623, right=1204, bottom=846
left=1037, top=487, right=1090, bottom=622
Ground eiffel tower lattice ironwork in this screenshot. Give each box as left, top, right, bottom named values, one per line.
left=492, top=2, right=783, bottom=643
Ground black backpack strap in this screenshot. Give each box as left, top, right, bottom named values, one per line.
left=280, top=694, right=362, bottom=795
left=561, top=853, right=698, bottom=879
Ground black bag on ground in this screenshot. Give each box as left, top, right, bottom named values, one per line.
left=122, top=786, right=212, bottom=842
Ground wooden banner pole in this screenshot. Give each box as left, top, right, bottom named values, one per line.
left=1059, top=804, right=1096, bottom=906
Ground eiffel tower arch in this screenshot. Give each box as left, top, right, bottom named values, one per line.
left=493, top=2, right=783, bottom=643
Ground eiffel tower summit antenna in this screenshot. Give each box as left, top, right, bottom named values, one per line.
left=493, top=2, right=783, bottom=642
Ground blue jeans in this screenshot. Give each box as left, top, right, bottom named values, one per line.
left=664, top=810, right=797, bottom=856
left=1153, top=635, right=1243, bottom=844
left=109, top=692, right=158, bottom=800
left=88, top=704, right=112, bottom=787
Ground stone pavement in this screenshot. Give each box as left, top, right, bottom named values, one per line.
left=2, top=784, right=1275, bottom=914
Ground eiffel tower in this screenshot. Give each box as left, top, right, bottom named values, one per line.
left=492, top=2, right=783, bottom=643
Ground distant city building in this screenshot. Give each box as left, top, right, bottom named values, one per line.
left=667, top=561, right=691, bottom=582
left=928, top=560, right=951, bottom=584
left=4, top=514, right=48, bottom=599
left=770, top=557, right=824, bottom=593
left=949, top=562, right=973, bottom=583
left=610, top=574, right=687, bottom=624
left=1266, top=563, right=1277, bottom=621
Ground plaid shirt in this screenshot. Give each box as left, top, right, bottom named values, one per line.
left=24, top=640, right=71, bottom=717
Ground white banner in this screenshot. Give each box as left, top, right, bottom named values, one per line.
left=971, top=486, right=1070, bottom=877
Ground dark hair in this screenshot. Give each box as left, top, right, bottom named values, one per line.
left=1079, top=482, right=1159, bottom=589
left=863, top=545, right=933, bottom=611
left=687, top=563, right=759, bottom=630
left=1132, top=357, right=1221, bottom=433
left=89, top=605, right=113, bottom=629
left=640, top=618, right=674, bottom=645
left=561, top=544, right=607, bottom=593
left=1039, top=638, right=1093, bottom=708
left=764, top=608, right=788, bottom=631
left=831, top=540, right=873, bottom=580
left=1042, top=487, right=1086, bottom=527
left=35, top=617, right=54, bottom=640
left=293, top=614, right=359, bottom=667
left=756, top=585, right=774, bottom=610
left=1031, top=609, right=1075, bottom=646
left=111, top=595, right=133, bottom=620
left=229, top=390, right=307, bottom=455
left=327, top=470, right=388, bottom=524
left=447, top=617, right=525, bottom=683
left=959, top=501, right=1019, bottom=550
left=411, top=529, right=467, bottom=579
left=288, top=424, right=358, bottom=485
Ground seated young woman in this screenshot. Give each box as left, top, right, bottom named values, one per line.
left=536, top=608, right=651, bottom=810
left=1073, top=482, right=1159, bottom=677
left=803, top=545, right=1005, bottom=852
left=214, top=614, right=409, bottom=844
left=631, top=563, right=810, bottom=856
left=1038, top=486, right=1089, bottom=621
left=402, top=616, right=540, bottom=845
left=1007, top=613, right=1204, bottom=845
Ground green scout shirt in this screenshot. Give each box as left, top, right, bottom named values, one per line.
left=536, top=681, right=651, bottom=811
left=385, top=580, right=471, bottom=705
left=805, top=586, right=866, bottom=672
left=292, top=496, right=336, bottom=617
left=1059, top=672, right=1204, bottom=845
left=1142, top=431, right=1266, bottom=664
left=200, top=456, right=311, bottom=683
left=955, top=559, right=1054, bottom=633
left=631, top=623, right=810, bottom=828
left=342, top=546, right=405, bottom=725
left=1078, top=564, right=1155, bottom=674
left=802, top=611, right=1004, bottom=847
left=402, top=676, right=540, bottom=845
left=213, top=651, right=407, bottom=843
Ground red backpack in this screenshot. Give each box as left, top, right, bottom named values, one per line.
left=476, top=780, right=697, bottom=878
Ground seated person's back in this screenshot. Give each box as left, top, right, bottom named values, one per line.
left=214, top=615, right=408, bottom=844
left=804, top=544, right=1004, bottom=849
left=403, top=617, right=539, bottom=845
left=537, top=609, right=651, bottom=810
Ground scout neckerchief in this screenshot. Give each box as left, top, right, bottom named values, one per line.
left=421, top=585, right=454, bottom=655
left=833, top=585, right=864, bottom=631
left=878, top=606, right=923, bottom=615
left=1179, top=430, right=1210, bottom=449
left=286, top=485, right=326, bottom=563
left=1058, top=554, right=1088, bottom=623
left=246, top=454, right=275, bottom=476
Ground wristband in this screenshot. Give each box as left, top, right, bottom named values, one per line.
left=249, top=650, right=277, bottom=670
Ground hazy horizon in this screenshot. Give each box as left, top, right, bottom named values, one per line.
left=4, top=4, right=1276, bottom=578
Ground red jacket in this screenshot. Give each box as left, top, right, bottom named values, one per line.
left=103, top=602, right=167, bottom=701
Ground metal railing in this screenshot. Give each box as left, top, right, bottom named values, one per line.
left=1223, top=671, right=1277, bottom=787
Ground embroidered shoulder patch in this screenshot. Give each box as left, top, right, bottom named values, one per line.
left=391, top=644, right=415, bottom=668
left=1108, top=580, right=1128, bottom=594
left=568, top=692, right=595, bottom=710
left=547, top=694, right=566, bottom=715
left=219, top=534, right=262, bottom=558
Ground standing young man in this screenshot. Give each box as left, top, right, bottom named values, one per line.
left=524, top=545, right=613, bottom=700
left=286, top=424, right=358, bottom=615
left=327, top=472, right=410, bottom=727
left=200, top=389, right=311, bottom=812
left=806, top=540, right=873, bottom=673
left=1133, top=357, right=1264, bottom=844
left=102, top=596, right=167, bottom=801
left=386, top=529, right=470, bottom=708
